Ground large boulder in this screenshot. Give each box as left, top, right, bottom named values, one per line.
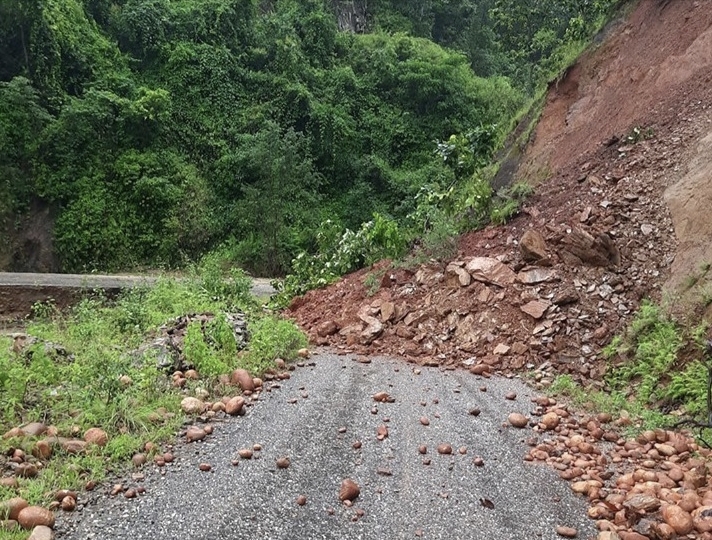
left=519, top=230, right=548, bottom=262
left=465, top=258, right=516, bottom=287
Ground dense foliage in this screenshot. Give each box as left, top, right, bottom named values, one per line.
left=0, top=0, right=618, bottom=275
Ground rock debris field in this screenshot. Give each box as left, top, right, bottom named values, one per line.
left=56, top=351, right=596, bottom=540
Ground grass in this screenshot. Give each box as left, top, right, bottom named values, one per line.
left=0, top=267, right=306, bottom=507
left=548, top=299, right=711, bottom=435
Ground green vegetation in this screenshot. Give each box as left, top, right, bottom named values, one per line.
left=0, top=269, right=305, bottom=505
left=1, top=0, right=620, bottom=281
left=550, top=300, right=711, bottom=432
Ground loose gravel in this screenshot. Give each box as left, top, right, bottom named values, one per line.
left=56, top=351, right=597, bottom=540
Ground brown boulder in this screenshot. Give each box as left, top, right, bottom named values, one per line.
left=560, top=228, right=620, bottom=267
left=693, top=505, right=712, bottom=533
left=83, top=428, right=108, bottom=447
left=508, top=413, right=529, bottom=428
left=32, top=440, right=52, bottom=460
left=316, top=321, right=339, bottom=337
left=465, top=258, right=516, bottom=287
left=17, top=506, right=54, bottom=530
left=21, top=423, right=47, bottom=437
left=520, top=230, right=548, bottom=262
left=358, top=310, right=383, bottom=345
left=231, top=369, right=255, bottom=392
left=225, top=396, right=245, bottom=416
left=520, top=300, right=551, bottom=319
left=339, top=479, right=360, bottom=502
left=60, top=439, right=87, bottom=454
left=380, top=301, right=396, bottom=323
left=541, top=412, right=560, bottom=430
left=662, top=504, right=694, bottom=535
left=1, top=498, right=28, bottom=521
left=186, top=426, right=207, bottom=442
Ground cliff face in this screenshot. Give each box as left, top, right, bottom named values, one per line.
left=332, top=0, right=369, bottom=33
left=518, top=0, right=712, bottom=298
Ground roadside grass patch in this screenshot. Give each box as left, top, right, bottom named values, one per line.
left=0, top=270, right=305, bottom=506
left=550, top=300, right=710, bottom=433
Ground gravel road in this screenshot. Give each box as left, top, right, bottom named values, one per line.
left=56, top=351, right=596, bottom=540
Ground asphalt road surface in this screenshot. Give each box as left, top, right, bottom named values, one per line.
left=57, top=351, right=596, bottom=540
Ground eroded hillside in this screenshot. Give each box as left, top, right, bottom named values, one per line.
left=288, top=0, right=712, bottom=387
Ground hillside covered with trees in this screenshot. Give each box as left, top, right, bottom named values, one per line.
left=0, top=0, right=617, bottom=277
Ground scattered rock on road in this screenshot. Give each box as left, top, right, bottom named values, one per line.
left=339, top=479, right=360, bottom=502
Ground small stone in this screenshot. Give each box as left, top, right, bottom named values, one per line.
left=469, top=408, right=481, bottom=416
left=180, top=397, right=205, bottom=415
left=661, top=504, right=693, bottom=535
left=60, top=496, right=76, bottom=512
left=520, top=300, right=551, bottom=319
left=17, top=464, right=38, bottom=478
left=555, top=525, right=577, bottom=538
left=373, top=392, right=395, bottom=403
left=132, top=453, right=146, bottom=467
left=352, top=440, right=362, bottom=449
left=420, top=417, right=430, bottom=426
left=230, top=369, right=255, bottom=392
left=21, top=423, right=47, bottom=437
left=418, top=445, right=427, bottom=455
left=225, top=396, right=245, bottom=416
left=28, top=525, right=54, bottom=540
left=238, top=448, right=253, bottom=459
left=505, top=392, right=517, bottom=400
left=199, top=463, right=211, bottom=472
left=186, top=426, right=207, bottom=442
left=297, top=348, right=310, bottom=358
left=376, top=425, right=389, bottom=440
left=508, top=413, right=529, bottom=428
left=316, top=321, right=339, bottom=337
left=296, top=495, right=307, bottom=506
left=276, top=457, right=290, bottom=469
left=84, top=428, right=108, bottom=446
left=437, top=444, right=452, bottom=455
left=541, top=412, right=560, bottom=430
left=124, top=488, right=137, bottom=499
left=53, top=490, right=77, bottom=503
left=472, top=457, right=484, bottom=467
left=32, top=440, right=52, bottom=460
left=60, top=439, right=87, bottom=454
left=458, top=446, right=467, bottom=455
left=339, top=479, right=360, bottom=502
left=0, top=477, right=19, bottom=489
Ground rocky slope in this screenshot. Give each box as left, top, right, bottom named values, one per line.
left=288, top=0, right=712, bottom=388
left=286, top=2, right=712, bottom=538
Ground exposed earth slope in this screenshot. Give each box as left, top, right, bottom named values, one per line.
left=288, top=0, right=712, bottom=388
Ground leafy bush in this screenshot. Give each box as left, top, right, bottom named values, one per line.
left=183, top=320, right=232, bottom=377
left=272, top=213, right=409, bottom=306
left=243, top=316, right=307, bottom=374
